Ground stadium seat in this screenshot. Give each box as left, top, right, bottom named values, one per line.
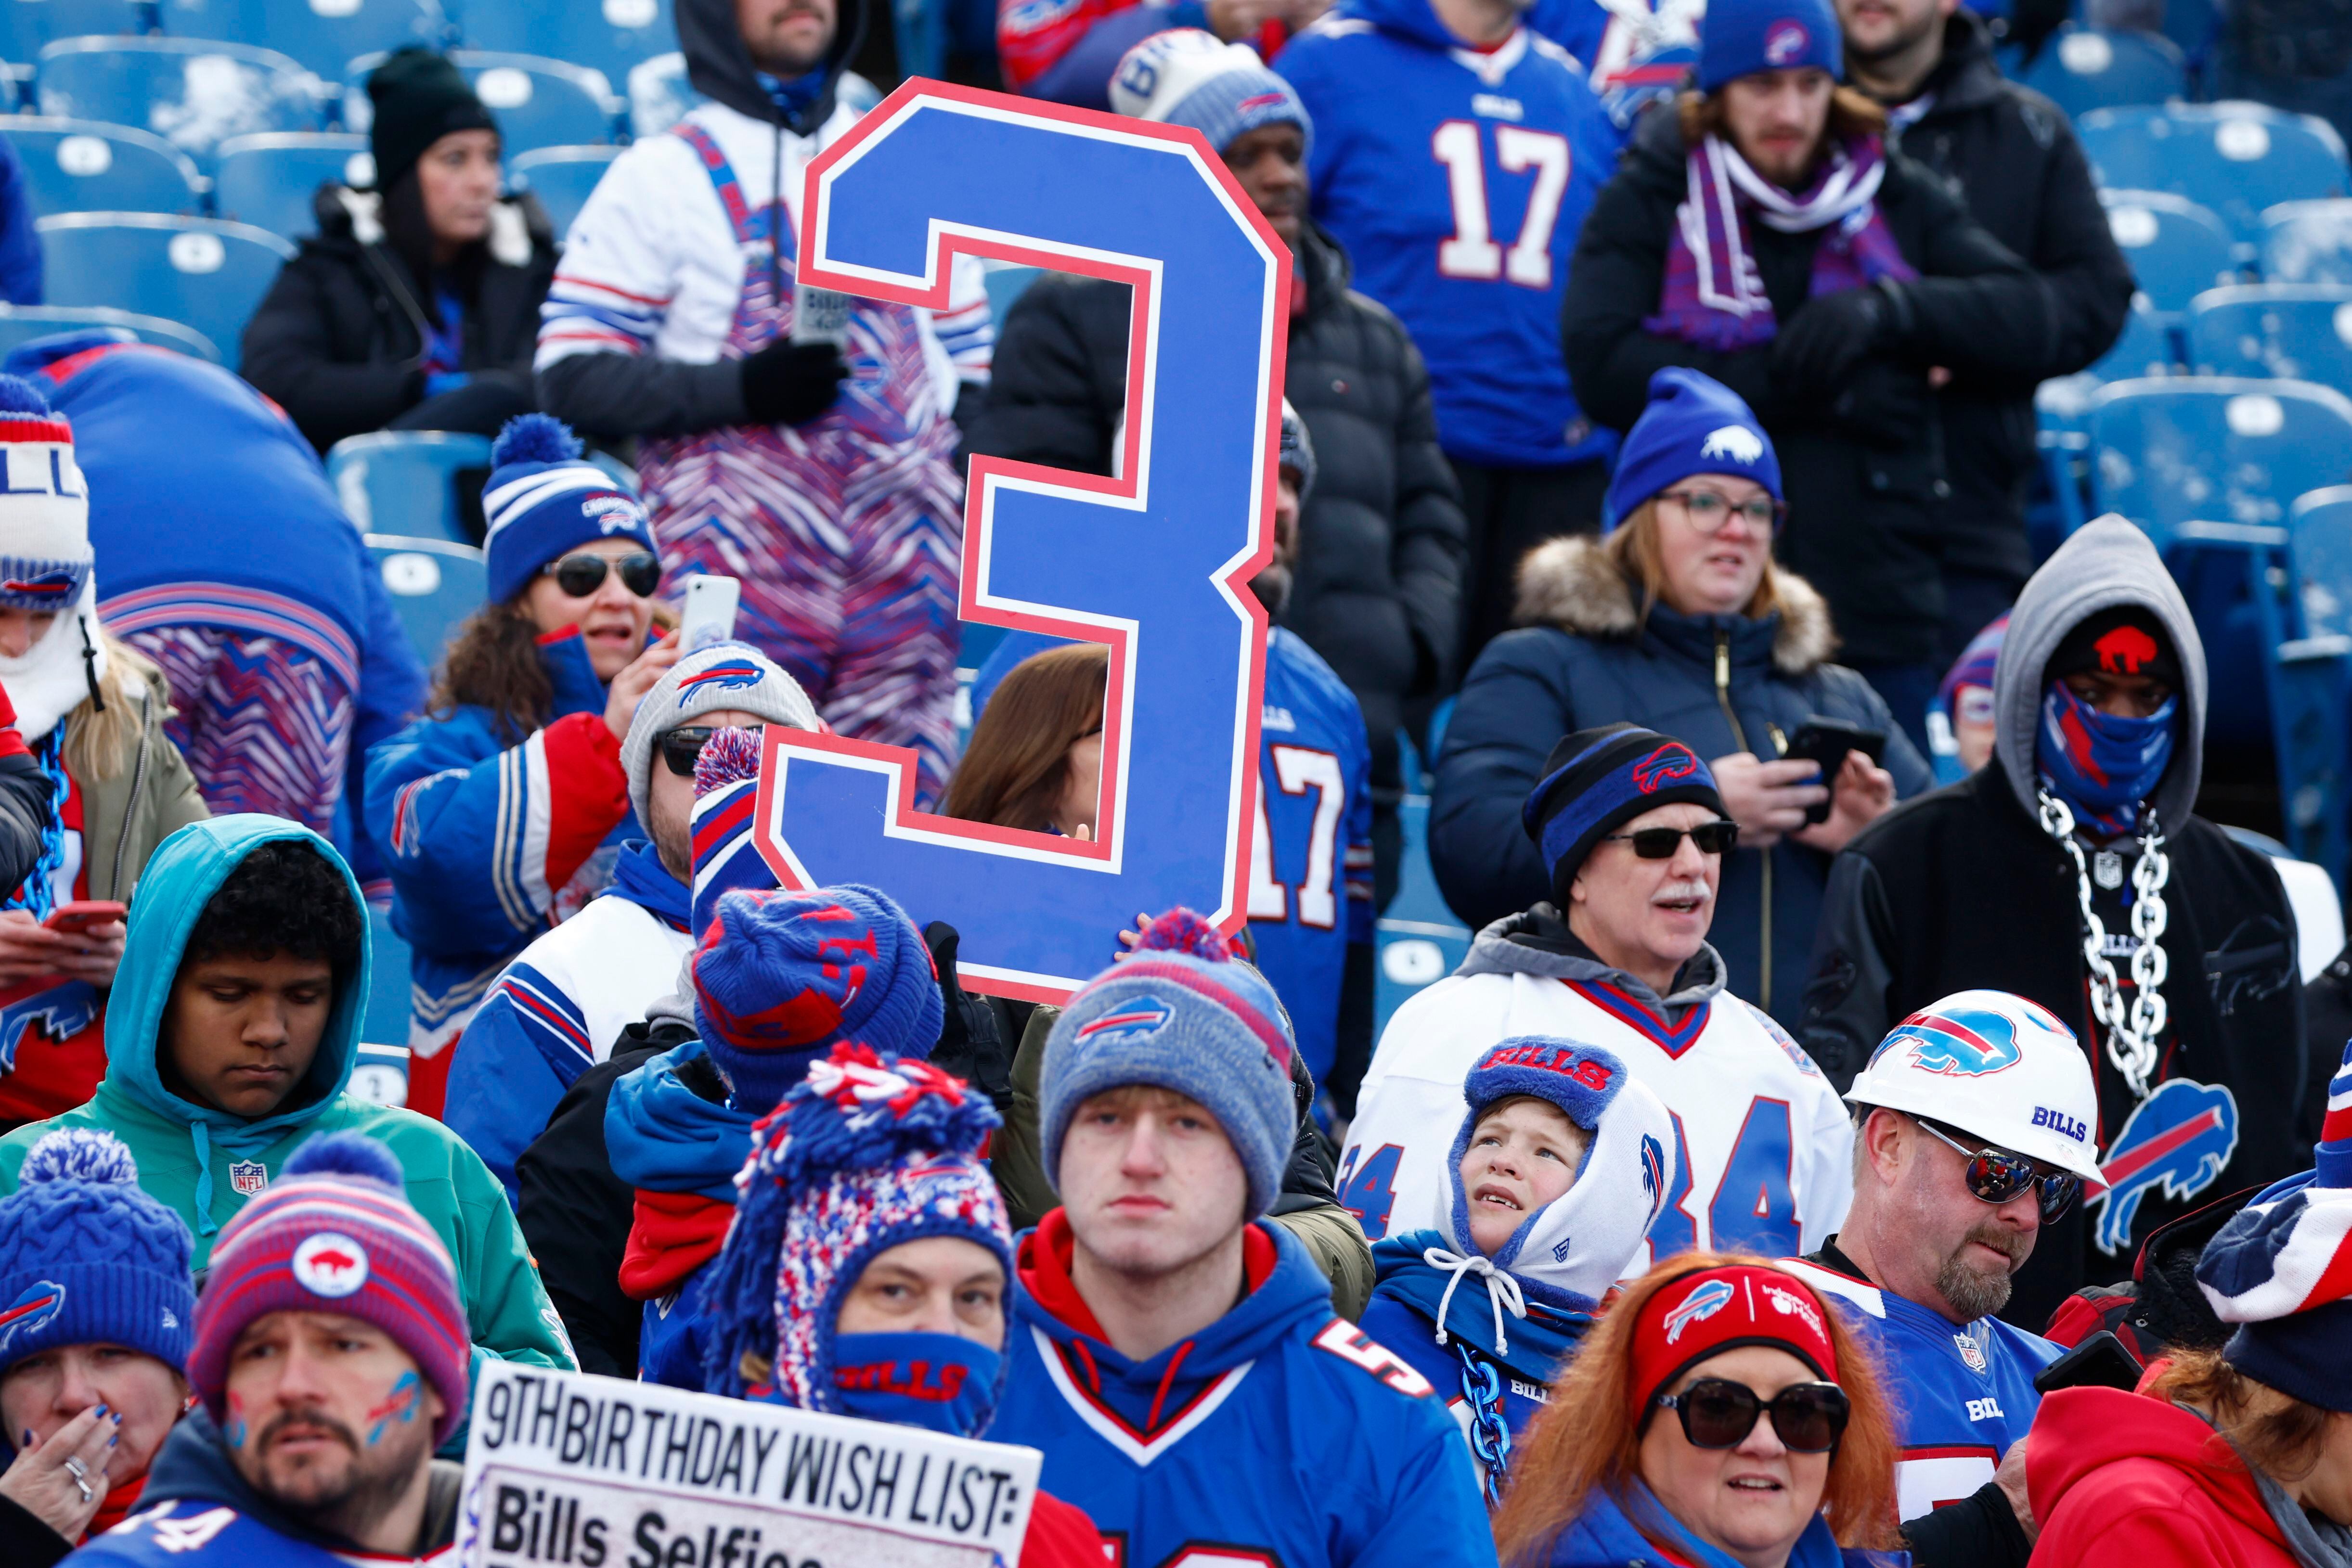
left=0, top=0, right=149, bottom=62
left=35, top=212, right=290, bottom=367
left=2085, top=375, right=2352, bottom=551
left=2277, top=487, right=2352, bottom=881
left=326, top=430, right=488, bottom=544
left=155, top=0, right=445, bottom=81
left=2261, top=198, right=2352, bottom=284
left=0, top=114, right=201, bottom=215
left=2102, top=190, right=2238, bottom=317
left=507, top=142, right=615, bottom=239
left=459, top=0, right=671, bottom=89
left=0, top=300, right=218, bottom=358
left=2091, top=296, right=2178, bottom=379
left=35, top=36, right=317, bottom=170
left=2016, top=26, right=2184, bottom=117
left=212, top=130, right=366, bottom=240
left=2290, top=486, right=2352, bottom=641
left=2186, top=284, right=2352, bottom=392
left=362, top=905, right=411, bottom=1048
left=366, top=532, right=484, bottom=668
left=344, top=49, right=612, bottom=156
left=2079, top=103, right=2352, bottom=253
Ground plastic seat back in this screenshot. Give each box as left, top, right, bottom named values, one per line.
left=2289, top=486, right=2352, bottom=641
left=155, top=0, right=445, bottom=80
left=211, top=129, right=367, bottom=240
left=35, top=36, right=316, bottom=169
left=36, top=211, right=290, bottom=367
left=326, top=430, right=489, bottom=544
left=0, top=301, right=217, bottom=357
left=0, top=0, right=148, bottom=61
left=0, top=114, right=200, bottom=214
left=2087, top=376, right=2352, bottom=552
left=2091, top=298, right=2179, bottom=379
left=2017, top=26, right=2184, bottom=116
left=344, top=48, right=611, bottom=156
left=2261, top=198, right=2352, bottom=283
left=2187, top=284, right=2352, bottom=393
left=2103, top=190, right=2239, bottom=316
left=2080, top=102, right=2352, bottom=250
left=507, top=142, right=615, bottom=239
left=367, top=532, right=484, bottom=668
left=460, top=0, right=671, bottom=87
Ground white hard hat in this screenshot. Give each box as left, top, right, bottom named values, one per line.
left=1843, top=990, right=2103, bottom=1183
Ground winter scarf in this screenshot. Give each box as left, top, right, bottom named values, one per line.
left=1644, top=133, right=1915, bottom=353
left=606, top=1041, right=757, bottom=1299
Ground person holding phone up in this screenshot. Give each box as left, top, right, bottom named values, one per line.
left=1430, top=369, right=1927, bottom=1025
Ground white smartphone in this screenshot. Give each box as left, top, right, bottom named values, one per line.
left=678, top=574, right=741, bottom=653
left=792, top=282, right=854, bottom=346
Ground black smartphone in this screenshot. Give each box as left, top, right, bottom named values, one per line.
left=1784, top=719, right=1889, bottom=825
left=2033, top=1329, right=2144, bottom=1394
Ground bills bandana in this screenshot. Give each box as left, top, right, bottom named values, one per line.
left=2093, top=1079, right=2240, bottom=1254
left=678, top=658, right=766, bottom=709
left=0, top=1279, right=63, bottom=1349
left=1871, top=1003, right=2035, bottom=1077
left=1075, top=995, right=1174, bottom=1044
left=1631, top=743, right=1702, bottom=794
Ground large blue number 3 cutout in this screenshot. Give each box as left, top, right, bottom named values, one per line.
left=753, top=82, right=1291, bottom=1002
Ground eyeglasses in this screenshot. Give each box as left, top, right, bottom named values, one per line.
left=1913, top=1116, right=2081, bottom=1222
left=1660, top=489, right=1785, bottom=533
left=543, top=551, right=660, bottom=599
left=659, top=724, right=763, bottom=777
left=1652, top=1378, right=1850, bottom=1453
left=1601, top=821, right=1740, bottom=858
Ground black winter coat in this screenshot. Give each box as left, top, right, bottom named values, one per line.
left=1892, top=13, right=2136, bottom=584
left=962, top=223, right=1468, bottom=787
left=1430, top=536, right=1931, bottom=1022
left=1561, top=108, right=2055, bottom=667
left=241, top=184, right=557, bottom=452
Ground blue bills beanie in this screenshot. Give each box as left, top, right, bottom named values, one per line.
left=1523, top=723, right=1728, bottom=904
left=1604, top=369, right=1782, bottom=529
left=482, top=413, right=658, bottom=605
left=691, top=884, right=943, bottom=1113
left=0, top=1130, right=194, bottom=1378
left=1697, top=0, right=1842, bottom=91
left=1040, top=909, right=1296, bottom=1220
left=1109, top=29, right=1313, bottom=160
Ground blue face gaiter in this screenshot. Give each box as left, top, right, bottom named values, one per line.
left=828, top=1332, right=1002, bottom=1436
left=2037, top=679, right=2178, bottom=836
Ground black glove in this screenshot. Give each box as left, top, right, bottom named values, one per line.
left=739, top=339, right=849, bottom=425
left=1827, top=355, right=1936, bottom=449
left=922, top=921, right=1014, bottom=1113
left=1772, top=278, right=1909, bottom=400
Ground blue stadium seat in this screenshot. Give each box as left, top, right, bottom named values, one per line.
left=2278, top=487, right=2352, bottom=880
left=2091, top=296, right=2177, bottom=379
left=2016, top=26, right=2184, bottom=116
left=36, top=212, right=289, bottom=367
left=2290, top=486, right=2352, bottom=641
left=459, top=0, right=671, bottom=88
left=2086, top=376, right=2352, bottom=552
left=362, top=906, right=411, bottom=1047
left=2079, top=103, right=2351, bottom=252
left=326, top=430, right=488, bottom=544
left=2261, top=198, right=2352, bottom=283
left=0, top=114, right=200, bottom=214
left=507, top=142, right=615, bottom=239
left=2102, top=190, right=2238, bottom=316
left=0, top=301, right=218, bottom=357
left=2187, top=284, right=2352, bottom=392
left=366, top=532, right=483, bottom=668
left=155, top=0, right=445, bottom=81
left=35, top=37, right=317, bottom=169
left=212, top=130, right=366, bottom=240
left=0, top=0, right=148, bottom=61
left=345, top=49, right=612, bottom=156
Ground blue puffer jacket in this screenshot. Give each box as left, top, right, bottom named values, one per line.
left=1430, top=538, right=1932, bottom=1023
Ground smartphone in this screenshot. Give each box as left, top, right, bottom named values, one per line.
left=45, top=900, right=126, bottom=936
left=678, top=574, right=741, bottom=653
left=2033, top=1329, right=2144, bottom=1394
left=792, top=282, right=853, bottom=347
left=1785, top=719, right=1888, bottom=825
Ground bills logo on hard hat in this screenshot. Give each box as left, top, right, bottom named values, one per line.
left=1663, top=1277, right=1735, bottom=1343
left=1953, top=1332, right=1988, bottom=1375
left=1872, top=1001, right=2058, bottom=1077
left=1699, top=426, right=1764, bottom=465
left=1076, top=995, right=1174, bottom=1044
left=0, top=980, right=96, bottom=1073
left=294, top=1233, right=371, bottom=1298
left=2093, top=1080, right=2240, bottom=1255
left=1631, top=743, right=1701, bottom=794
left=1764, top=20, right=1810, bottom=63
left=678, top=659, right=765, bottom=707
left=0, top=1280, right=64, bottom=1350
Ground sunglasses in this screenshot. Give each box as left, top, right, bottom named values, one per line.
left=1601, top=821, right=1740, bottom=858
left=1914, top=1117, right=2082, bottom=1222
left=659, top=724, right=763, bottom=776
left=1653, top=1378, right=1850, bottom=1454
left=543, top=551, right=660, bottom=599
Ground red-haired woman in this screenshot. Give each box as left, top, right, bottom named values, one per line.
left=1491, top=1252, right=1904, bottom=1568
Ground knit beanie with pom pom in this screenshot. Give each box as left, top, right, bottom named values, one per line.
left=691, top=884, right=943, bottom=1113
left=0, top=1129, right=193, bottom=1376
left=189, top=1131, right=470, bottom=1444
left=700, top=1043, right=1009, bottom=1419
left=481, top=412, right=657, bottom=606
left=0, top=371, right=105, bottom=745
left=1040, top=908, right=1296, bottom=1220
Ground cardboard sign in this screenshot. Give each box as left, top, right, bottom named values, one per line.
left=455, top=1362, right=1042, bottom=1568
left=753, top=81, right=1293, bottom=1003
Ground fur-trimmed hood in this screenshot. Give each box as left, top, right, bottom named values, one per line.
left=1511, top=534, right=1838, bottom=677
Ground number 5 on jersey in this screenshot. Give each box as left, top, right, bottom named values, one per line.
left=1432, top=120, right=1571, bottom=288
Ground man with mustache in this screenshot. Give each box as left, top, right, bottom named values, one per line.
left=1779, top=990, right=2105, bottom=1568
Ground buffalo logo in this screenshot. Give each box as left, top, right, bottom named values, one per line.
left=293, top=1233, right=371, bottom=1298
left=677, top=659, right=765, bottom=708
left=1237, top=91, right=1290, bottom=113
left=229, top=1161, right=268, bottom=1196
left=1640, top=1133, right=1668, bottom=1223
left=1764, top=19, right=1811, bottom=63
left=2093, top=1080, right=2240, bottom=1255
left=0, top=1280, right=63, bottom=1350
left=1871, top=1005, right=2032, bottom=1077
left=1954, top=1332, right=1989, bottom=1374
left=0, top=569, right=75, bottom=601
left=1075, top=996, right=1174, bottom=1044
left=1630, top=743, right=1701, bottom=795
left=1699, top=425, right=1764, bottom=465
left=0, top=981, right=98, bottom=1074
left=2095, top=624, right=2160, bottom=676
left=582, top=492, right=646, bottom=535
left=1663, top=1278, right=1735, bottom=1343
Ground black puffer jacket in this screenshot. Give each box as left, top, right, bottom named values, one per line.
left=241, top=183, right=556, bottom=451
left=1562, top=107, right=2055, bottom=668
left=962, top=222, right=1468, bottom=792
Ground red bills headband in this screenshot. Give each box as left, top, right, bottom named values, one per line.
left=1629, top=1265, right=1841, bottom=1420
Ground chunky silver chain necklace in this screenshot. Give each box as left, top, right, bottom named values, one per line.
left=2037, top=788, right=2171, bottom=1101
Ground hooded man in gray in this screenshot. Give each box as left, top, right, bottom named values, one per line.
left=1799, top=516, right=2315, bottom=1331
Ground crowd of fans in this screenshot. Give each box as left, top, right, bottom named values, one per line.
left=0, top=0, right=2342, bottom=1562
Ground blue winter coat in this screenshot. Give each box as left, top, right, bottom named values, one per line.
left=1431, top=538, right=1932, bottom=1022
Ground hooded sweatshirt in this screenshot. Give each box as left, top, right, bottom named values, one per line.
left=1799, top=518, right=2310, bottom=1330
left=993, top=1213, right=1495, bottom=1568
left=0, top=817, right=572, bottom=1387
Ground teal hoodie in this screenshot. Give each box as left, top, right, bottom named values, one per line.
left=0, top=816, right=574, bottom=1382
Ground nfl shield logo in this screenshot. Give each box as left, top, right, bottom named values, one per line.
left=1954, top=1332, right=1989, bottom=1374
left=229, top=1161, right=268, bottom=1196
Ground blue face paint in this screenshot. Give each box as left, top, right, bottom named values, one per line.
left=827, top=1333, right=1001, bottom=1437
left=224, top=1393, right=246, bottom=1449
left=363, top=1370, right=422, bottom=1445
left=2037, top=680, right=2178, bottom=836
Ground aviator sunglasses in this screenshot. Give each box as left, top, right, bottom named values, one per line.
left=1600, top=821, right=1740, bottom=858
left=1652, top=1378, right=1851, bottom=1453
left=1913, top=1116, right=2081, bottom=1222
left=543, top=551, right=661, bottom=599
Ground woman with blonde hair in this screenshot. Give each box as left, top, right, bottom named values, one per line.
left=1492, top=1250, right=1903, bottom=1568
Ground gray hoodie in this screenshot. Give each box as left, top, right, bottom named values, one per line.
left=1458, top=904, right=1727, bottom=1018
